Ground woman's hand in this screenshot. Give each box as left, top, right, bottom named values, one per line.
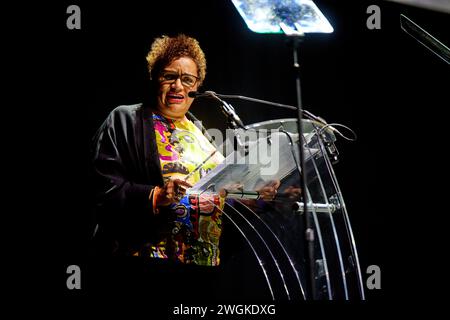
left=257, top=180, right=281, bottom=201
left=281, top=185, right=302, bottom=200
left=197, top=194, right=219, bottom=213
left=154, top=178, right=192, bottom=207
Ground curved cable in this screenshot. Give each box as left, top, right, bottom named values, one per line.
left=319, top=123, right=357, bottom=142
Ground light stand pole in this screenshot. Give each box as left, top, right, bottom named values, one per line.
left=290, top=35, right=317, bottom=300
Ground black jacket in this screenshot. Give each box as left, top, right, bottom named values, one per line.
left=92, top=104, right=164, bottom=255
left=91, top=103, right=215, bottom=256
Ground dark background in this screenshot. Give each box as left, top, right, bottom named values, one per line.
left=12, top=0, right=449, bottom=311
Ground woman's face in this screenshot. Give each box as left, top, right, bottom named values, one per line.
left=156, top=56, right=199, bottom=120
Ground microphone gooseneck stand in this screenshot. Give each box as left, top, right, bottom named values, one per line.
left=190, top=91, right=248, bottom=152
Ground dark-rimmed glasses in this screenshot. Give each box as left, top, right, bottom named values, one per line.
left=159, top=71, right=200, bottom=88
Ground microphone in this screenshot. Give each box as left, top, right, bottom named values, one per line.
left=188, top=91, right=214, bottom=98
left=189, top=91, right=246, bottom=130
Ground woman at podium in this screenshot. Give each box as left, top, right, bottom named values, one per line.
left=91, top=34, right=278, bottom=269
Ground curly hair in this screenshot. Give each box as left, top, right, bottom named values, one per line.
left=146, top=34, right=207, bottom=86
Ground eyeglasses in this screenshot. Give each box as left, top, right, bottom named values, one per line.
left=159, top=71, right=200, bottom=88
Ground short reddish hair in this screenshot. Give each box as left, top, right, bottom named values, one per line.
left=146, top=34, right=207, bottom=86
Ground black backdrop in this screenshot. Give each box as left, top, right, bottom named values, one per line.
left=13, top=0, right=450, bottom=312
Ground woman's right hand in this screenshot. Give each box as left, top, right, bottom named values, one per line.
left=154, top=178, right=193, bottom=207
